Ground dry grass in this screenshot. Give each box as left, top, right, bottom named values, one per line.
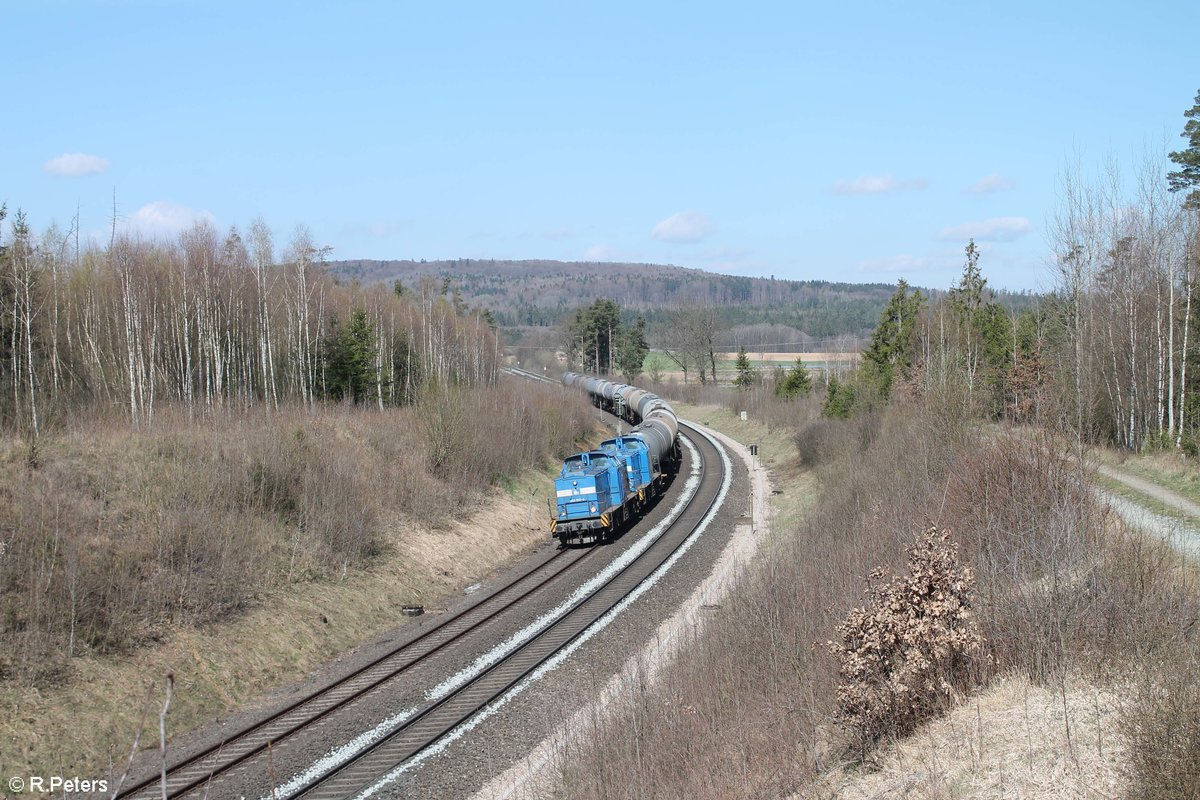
left=0, top=380, right=595, bottom=777
left=558, top=387, right=1200, bottom=800
left=1120, top=647, right=1200, bottom=800
left=1097, top=447, right=1200, bottom=508
left=0, top=382, right=591, bottom=683
left=815, top=673, right=1126, bottom=800
left=0, top=465, right=557, bottom=780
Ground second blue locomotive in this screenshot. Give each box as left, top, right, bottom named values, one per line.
left=552, top=373, right=680, bottom=544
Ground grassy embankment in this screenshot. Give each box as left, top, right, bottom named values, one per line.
left=0, top=382, right=593, bottom=782
left=560, top=384, right=1200, bottom=800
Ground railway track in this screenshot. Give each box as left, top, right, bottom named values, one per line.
left=500, top=365, right=560, bottom=385
left=290, top=423, right=727, bottom=798
left=119, top=370, right=731, bottom=799
left=113, top=545, right=598, bottom=800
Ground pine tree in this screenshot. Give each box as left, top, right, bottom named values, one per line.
left=733, top=347, right=755, bottom=389
left=324, top=309, right=375, bottom=404
left=775, top=357, right=813, bottom=399
left=1168, top=89, right=1200, bottom=207
left=616, top=315, right=649, bottom=382
left=861, top=279, right=924, bottom=399
left=946, top=241, right=1014, bottom=416
left=567, top=299, right=622, bottom=374
left=822, top=374, right=856, bottom=419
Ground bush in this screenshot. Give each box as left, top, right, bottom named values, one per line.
left=822, top=374, right=857, bottom=419
left=1123, top=653, right=1200, bottom=800
left=0, top=380, right=594, bottom=684
left=827, top=524, right=984, bottom=752
left=794, top=419, right=838, bottom=467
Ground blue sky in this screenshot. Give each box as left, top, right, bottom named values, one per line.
left=4, top=1, right=1197, bottom=291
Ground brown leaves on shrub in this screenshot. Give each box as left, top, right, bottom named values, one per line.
left=827, top=523, right=984, bottom=753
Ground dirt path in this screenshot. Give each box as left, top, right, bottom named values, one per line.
left=1093, top=463, right=1200, bottom=560
left=1095, top=463, right=1200, bottom=520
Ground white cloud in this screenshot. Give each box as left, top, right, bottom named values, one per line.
left=936, top=216, right=1032, bottom=242
left=966, top=173, right=1015, bottom=194
left=650, top=210, right=715, bottom=243
left=126, top=201, right=216, bottom=237
left=830, top=175, right=928, bottom=195
left=44, top=152, right=110, bottom=177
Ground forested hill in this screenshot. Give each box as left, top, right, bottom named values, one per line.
left=326, top=258, right=905, bottom=337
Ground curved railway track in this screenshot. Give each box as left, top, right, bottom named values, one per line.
left=114, top=545, right=599, bottom=800
left=291, top=423, right=727, bottom=799
left=118, top=370, right=731, bottom=800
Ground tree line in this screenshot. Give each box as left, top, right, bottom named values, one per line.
left=816, top=89, right=1200, bottom=454
left=0, top=213, right=499, bottom=439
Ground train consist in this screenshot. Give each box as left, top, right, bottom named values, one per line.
left=552, top=372, right=681, bottom=544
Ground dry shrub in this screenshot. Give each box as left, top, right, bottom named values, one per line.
left=561, top=397, right=971, bottom=798
left=1122, top=650, right=1200, bottom=800
left=0, top=380, right=592, bottom=685
left=828, top=524, right=984, bottom=751
left=794, top=418, right=838, bottom=467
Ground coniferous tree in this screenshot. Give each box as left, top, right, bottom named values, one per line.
left=775, top=357, right=813, bottom=399
left=616, top=315, right=649, bottom=382
left=324, top=309, right=375, bottom=404
left=822, top=374, right=856, bottom=419
left=567, top=299, right=622, bottom=374
left=1168, top=89, right=1200, bottom=207
left=733, top=346, right=755, bottom=389
left=861, top=279, right=924, bottom=400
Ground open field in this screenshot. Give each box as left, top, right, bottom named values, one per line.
left=716, top=350, right=861, bottom=364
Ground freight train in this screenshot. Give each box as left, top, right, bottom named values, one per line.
left=552, top=373, right=680, bottom=544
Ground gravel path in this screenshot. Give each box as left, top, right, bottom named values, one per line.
left=1094, top=463, right=1200, bottom=520
left=1092, top=463, right=1200, bottom=560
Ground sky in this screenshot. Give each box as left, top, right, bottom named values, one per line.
left=3, top=1, right=1198, bottom=292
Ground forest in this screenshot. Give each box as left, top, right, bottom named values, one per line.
left=0, top=215, right=499, bottom=442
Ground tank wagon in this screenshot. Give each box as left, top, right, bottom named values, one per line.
left=552, top=373, right=680, bottom=544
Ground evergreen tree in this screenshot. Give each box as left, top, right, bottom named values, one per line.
left=822, top=374, right=856, bottom=419
left=1169, top=90, right=1200, bottom=445
left=947, top=241, right=1015, bottom=416
left=616, top=315, right=649, bottom=382
left=1168, top=88, right=1200, bottom=207
left=861, top=279, right=924, bottom=399
left=775, top=357, right=813, bottom=399
left=567, top=299, right=622, bottom=374
left=324, top=309, right=375, bottom=404
left=733, top=347, right=755, bottom=389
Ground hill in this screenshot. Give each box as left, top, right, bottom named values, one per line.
left=327, top=258, right=901, bottom=339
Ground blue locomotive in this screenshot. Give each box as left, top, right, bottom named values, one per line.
left=552, top=373, right=680, bottom=544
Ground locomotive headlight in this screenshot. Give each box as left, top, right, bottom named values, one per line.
left=558, top=507, right=566, bottom=517
left=589, top=503, right=597, bottom=513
